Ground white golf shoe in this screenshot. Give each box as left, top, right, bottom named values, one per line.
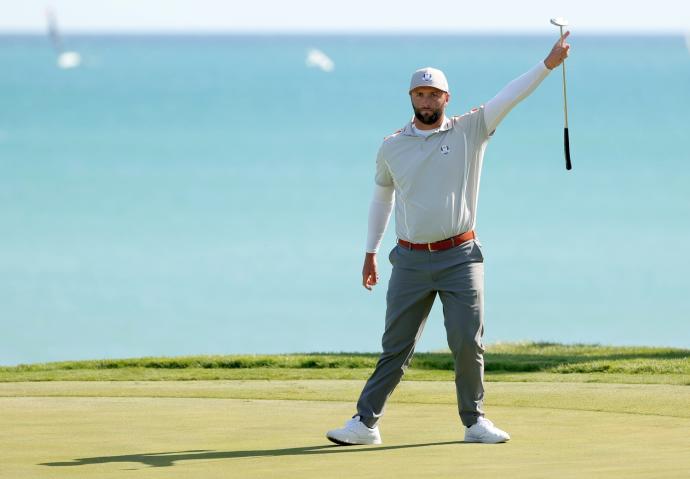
left=326, top=416, right=382, bottom=445
left=464, top=417, right=510, bottom=444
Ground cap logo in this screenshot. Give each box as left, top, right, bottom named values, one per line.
left=441, top=145, right=450, bottom=155
left=422, top=72, right=433, bottom=82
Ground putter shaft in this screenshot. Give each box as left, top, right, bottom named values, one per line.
left=559, top=25, right=569, bottom=129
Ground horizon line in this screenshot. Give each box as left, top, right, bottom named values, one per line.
left=1, top=28, right=687, bottom=36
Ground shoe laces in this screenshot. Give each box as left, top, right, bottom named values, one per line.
left=345, top=416, right=362, bottom=430
left=477, top=417, right=495, bottom=428
left=348, top=416, right=375, bottom=431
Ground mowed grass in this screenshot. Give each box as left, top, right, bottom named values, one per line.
left=2, top=381, right=690, bottom=478
left=2, top=343, right=689, bottom=478
left=2, top=342, right=688, bottom=384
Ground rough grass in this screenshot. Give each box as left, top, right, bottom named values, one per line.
left=1, top=342, right=688, bottom=384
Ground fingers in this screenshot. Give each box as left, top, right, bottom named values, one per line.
left=362, top=274, right=375, bottom=290
left=362, top=269, right=379, bottom=291
left=554, top=31, right=571, bottom=61
left=362, top=253, right=379, bottom=291
left=362, top=271, right=373, bottom=290
left=556, top=30, right=570, bottom=47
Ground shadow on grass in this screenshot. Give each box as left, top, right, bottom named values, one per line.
left=39, top=441, right=467, bottom=468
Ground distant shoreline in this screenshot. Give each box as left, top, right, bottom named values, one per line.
left=0, top=32, right=685, bottom=38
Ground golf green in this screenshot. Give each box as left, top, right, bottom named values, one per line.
left=1, top=381, right=688, bottom=478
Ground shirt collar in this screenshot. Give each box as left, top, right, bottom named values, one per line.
left=402, top=116, right=453, bottom=137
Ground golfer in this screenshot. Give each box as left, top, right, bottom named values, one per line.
left=327, top=32, right=571, bottom=445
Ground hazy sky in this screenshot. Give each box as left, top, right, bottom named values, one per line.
left=1, top=0, right=689, bottom=33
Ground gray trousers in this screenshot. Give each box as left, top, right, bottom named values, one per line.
left=356, top=239, right=486, bottom=428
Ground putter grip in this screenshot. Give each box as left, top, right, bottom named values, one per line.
left=564, top=127, right=572, bottom=170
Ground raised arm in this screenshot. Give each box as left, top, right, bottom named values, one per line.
left=484, top=31, right=571, bottom=134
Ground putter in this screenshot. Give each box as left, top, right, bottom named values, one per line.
left=550, top=17, right=572, bottom=170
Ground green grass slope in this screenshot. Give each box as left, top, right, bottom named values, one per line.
left=2, top=343, right=688, bottom=384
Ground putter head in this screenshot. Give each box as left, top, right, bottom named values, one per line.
left=550, top=17, right=569, bottom=27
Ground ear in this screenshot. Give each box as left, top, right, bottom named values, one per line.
left=445, top=92, right=451, bottom=104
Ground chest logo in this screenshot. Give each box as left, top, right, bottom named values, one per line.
left=422, top=72, right=433, bottom=82
left=440, top=145, right=450, bottom=155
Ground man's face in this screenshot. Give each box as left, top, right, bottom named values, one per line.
left=410, top=87, right=449, bottom=125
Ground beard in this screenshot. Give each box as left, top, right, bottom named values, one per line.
left=413, top=106, right=442, bottom=125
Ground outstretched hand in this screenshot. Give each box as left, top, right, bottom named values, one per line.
left=544, top=31, right=571, bottom=70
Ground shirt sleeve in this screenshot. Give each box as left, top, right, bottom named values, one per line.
left=474, top=106, right=490, bottom=142
left=374, top=144, right=394, bottom=187
left=454, top=106, right=490, bottom=145
left=484, top=60, right=551, bottom=135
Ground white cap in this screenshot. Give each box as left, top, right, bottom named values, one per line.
left=409, top=67, right=449, bottom=93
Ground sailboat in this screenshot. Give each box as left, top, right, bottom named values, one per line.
left=306, top=49, right=334, bottom=73
left=46, top=7, right=81, bottom=69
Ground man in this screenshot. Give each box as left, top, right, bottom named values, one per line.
left=326, top=32, right=571, bottom=445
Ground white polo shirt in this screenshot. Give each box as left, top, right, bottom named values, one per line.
left=375, top=107, right=490, bottom=244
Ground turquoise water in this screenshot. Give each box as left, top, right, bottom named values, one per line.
left=1, top=35, right=688, bottom=365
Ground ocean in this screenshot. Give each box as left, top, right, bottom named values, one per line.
left=1, top=34, right=688, bottom=365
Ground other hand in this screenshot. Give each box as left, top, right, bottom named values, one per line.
left=362, top=252, right=379, bottom=291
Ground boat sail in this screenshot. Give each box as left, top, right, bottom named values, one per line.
left=46, top=7, right=81, bottom=69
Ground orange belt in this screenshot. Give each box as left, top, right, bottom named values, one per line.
left=397, top=230, right=476, bottom=252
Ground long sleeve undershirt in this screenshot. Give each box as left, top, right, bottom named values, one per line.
left=365, top=184, right=395, bottom=253
left=484, top=61, right=551, bottom=135
left=365, top=60, right=551, bottom=253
